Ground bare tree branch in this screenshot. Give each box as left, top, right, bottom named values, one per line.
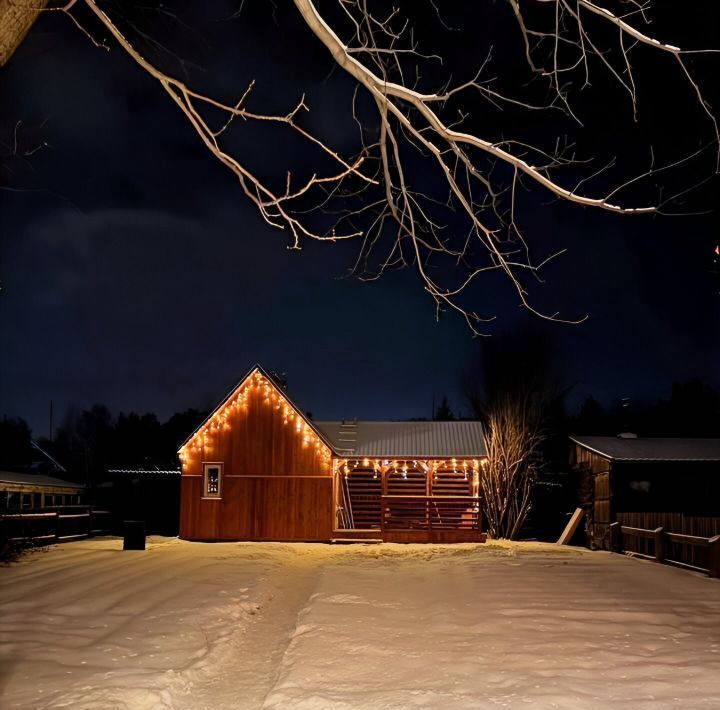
left=45, top=0, right=720, bottom=331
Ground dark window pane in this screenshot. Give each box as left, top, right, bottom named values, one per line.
left=206, top=466, right=220, bottom=495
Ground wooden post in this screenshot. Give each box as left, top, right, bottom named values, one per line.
left=609, top=521, right=622, bottom=553
left=654, top=527, right=665, bottom=564
left=708, top=535, right=720, bottom=578
left=557, top=508, right=584, bottom=545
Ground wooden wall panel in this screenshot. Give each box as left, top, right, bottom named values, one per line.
left=180, top=476, right=220, bottom=540
left=181, top=476, right=333, bottom=541
left=572, top=446, right=610, bottom=475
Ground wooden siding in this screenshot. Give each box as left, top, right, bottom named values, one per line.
left=572, top=445, right=610, bottom=475
left=181, top=393, right=332, bottom=480
left=180, top=476, right=333, bottom=541
left=571, top=443, right=612, bottom=549
left=180, top=370, right=333, bottom=541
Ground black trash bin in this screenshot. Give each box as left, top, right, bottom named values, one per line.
left=123, top=520, right=146, bottom=550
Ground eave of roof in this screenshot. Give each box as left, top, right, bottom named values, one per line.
left=0, top=470, right=85, bottom=489
left=570, top=435, right=720, bottom=462
left=107, top=469, right=181, bottom=475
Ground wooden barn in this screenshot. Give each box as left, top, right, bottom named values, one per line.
left=178, top=365, right=487, bottom=543
left=571, top=435, right=720, bottom=550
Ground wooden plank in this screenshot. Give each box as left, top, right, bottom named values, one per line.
left=557, top=507, right=584, bottom=545
left=181, top=475, right=333, bottom=541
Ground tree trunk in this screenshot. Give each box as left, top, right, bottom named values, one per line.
left=0, top=0, right=47, bottom=67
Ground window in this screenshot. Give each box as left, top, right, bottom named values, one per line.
left=203, top=463, right=223, bottom=498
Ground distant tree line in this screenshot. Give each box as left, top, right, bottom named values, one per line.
left=571, top=381, right=720, bottom=438
left=0, top=407, right=208, bottom=486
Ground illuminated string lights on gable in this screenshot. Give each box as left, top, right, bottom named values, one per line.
left=178, top=369, right=331, bottom=464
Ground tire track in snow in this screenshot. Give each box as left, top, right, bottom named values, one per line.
left=170, top=556, right=324, bottom=710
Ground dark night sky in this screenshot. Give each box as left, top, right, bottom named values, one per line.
left=1, top=1, right=719, bottom=436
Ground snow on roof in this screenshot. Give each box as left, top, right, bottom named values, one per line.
left=0, top=470, right=85, bottom=489
left=570, top=436, right=720, bottom=462
left=315, top=421, right=487, bottom=458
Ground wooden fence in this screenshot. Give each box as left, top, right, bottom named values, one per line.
left=1, top=506, right=112, bottom=544
left=381, top=495, right=482, bottom=531
left=616, top=512, right=720, bottom=538
left=609, top=521, right=720, bottom=577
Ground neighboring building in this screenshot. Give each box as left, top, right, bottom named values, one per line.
left=178, top=365, right=487, bottom=542
left=570, top=435, right=720, bottom=548
left=0, top=470, right=85, bottom=510
left=105, top=468, right=181, bottom=535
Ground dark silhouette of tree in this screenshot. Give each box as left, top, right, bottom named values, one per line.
left=573, top=397, right=612, bottom=435
left=464, top=330, right=567, bottom=539
left=34, top=404, right=208, bottom=489
left=0, top=416, right=33, bottom=470
left=569, top=381, right=720, bottom=438
left=433, top=397, right=455, bottom=422
left=664, top=380, right=720, bottom=436
left=161, top=409, right=209, bottom=462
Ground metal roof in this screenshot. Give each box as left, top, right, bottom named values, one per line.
left=0, top=470, right=85, bottom=489
left=570, top=436, right=720, bottom=462
left=108, top=469, right=181, bottom=476
left=315, top=421, right=487, bottom=458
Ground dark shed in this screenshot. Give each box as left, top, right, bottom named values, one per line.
left=570, top=435, right=720, bottom=548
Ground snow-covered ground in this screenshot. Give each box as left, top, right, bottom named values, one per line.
left=1, top=538, right=719, bottom=709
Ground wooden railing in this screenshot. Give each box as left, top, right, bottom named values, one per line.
left=381, top=495, right=482, bottom=532
left=616, top=512, right=720, bottom=538
left=610, top=522, right=720, bottom=577
left=1, top=506, right=112, bottom=544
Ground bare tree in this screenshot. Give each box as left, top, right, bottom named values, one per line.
left=465, top=330, right=558, bottom=539
left=481, top=393, right=543, bottom=540
left=7, top=1, right=720, bottom=329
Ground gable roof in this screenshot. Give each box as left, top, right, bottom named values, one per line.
left=315, top=421, right=486, bottom=458
left=570, top=436, right=720, bottom=462
left=178, top=364, right=333, bottom=453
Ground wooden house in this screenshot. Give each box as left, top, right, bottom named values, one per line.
left=179, top=365, right=487, bottom=543
left=570, top=435, right=720, bottom=549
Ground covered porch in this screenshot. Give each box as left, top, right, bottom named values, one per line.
left=332, top=457, right=486, bottom=543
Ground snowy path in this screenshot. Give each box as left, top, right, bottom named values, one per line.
left=1, top=538, right=719, bottom=709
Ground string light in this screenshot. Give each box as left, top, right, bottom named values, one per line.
left=179, top=369, right=332, bottom=466
left=178, top=369, right=486, bottom=485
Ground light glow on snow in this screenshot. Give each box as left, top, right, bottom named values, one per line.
left=1, top=538, right=719, bottom=709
